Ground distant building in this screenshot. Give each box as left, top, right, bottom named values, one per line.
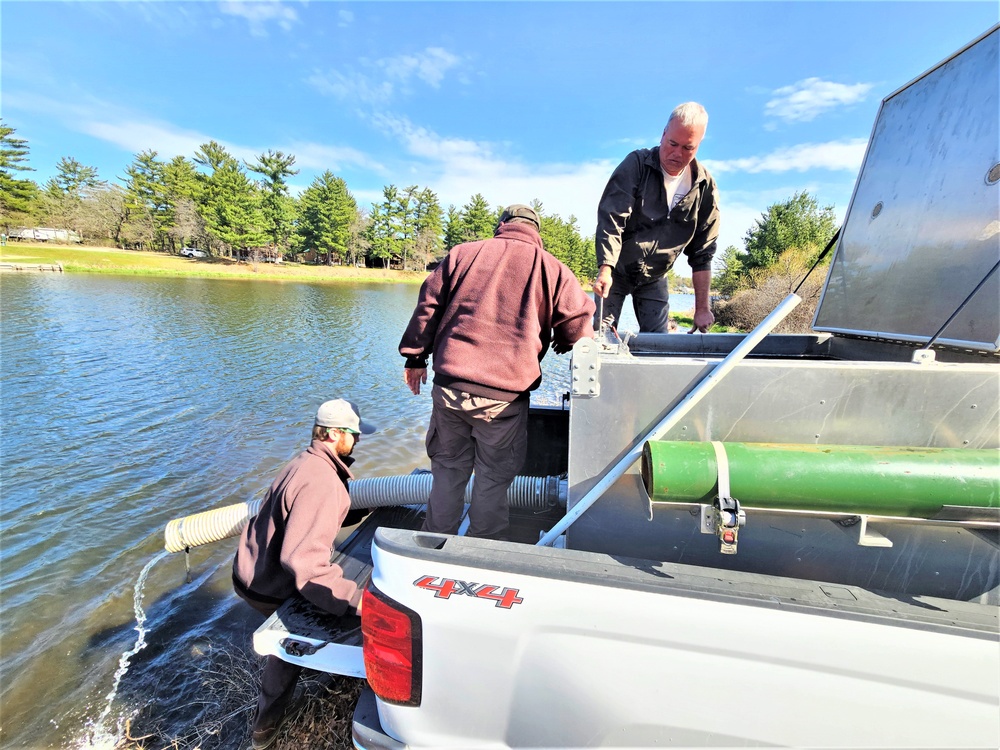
left=10, top=227, right=82, bottom=243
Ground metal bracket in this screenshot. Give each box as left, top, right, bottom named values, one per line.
left=570, top=338, right=601, bottom=397
left=911, top=349, right=936, bottom=364
left=839, top=515, right=894, bottom=547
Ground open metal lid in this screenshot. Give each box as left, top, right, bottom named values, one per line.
left=813, top=26, right=999, bottom=353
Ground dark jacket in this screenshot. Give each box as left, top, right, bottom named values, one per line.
left=399, top=222, right=596, bottom=401
left=595, top=148, right=719, bottom=280
left=233, top=439, right=360, bottom=616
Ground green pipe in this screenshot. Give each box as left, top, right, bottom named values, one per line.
left=640, top=442, right=999, bottom=518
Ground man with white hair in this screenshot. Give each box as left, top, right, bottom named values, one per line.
left=233, top=398, right=375, bottom=749
left=593, top=102, right=720, bottom=333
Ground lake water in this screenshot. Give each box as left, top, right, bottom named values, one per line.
left=0, top=272, right=692, bottom=748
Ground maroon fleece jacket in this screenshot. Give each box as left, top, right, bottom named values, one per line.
left=233, top=439, right=360, bottom=616
left=399, top=222, right=596, bottom=400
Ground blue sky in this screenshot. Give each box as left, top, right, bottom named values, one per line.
left=2, top=1, right=997, bottom=274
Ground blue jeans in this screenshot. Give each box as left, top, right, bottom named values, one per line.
left=602, top=272, right=672, bottom=333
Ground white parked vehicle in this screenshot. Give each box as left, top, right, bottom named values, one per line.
left=180, top=247, right=206, bottom=258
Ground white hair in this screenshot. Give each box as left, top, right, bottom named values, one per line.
left=668, top=102, right=708, bottom=131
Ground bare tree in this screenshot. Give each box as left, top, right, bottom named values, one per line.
left=168, top=197, right=208, bottom=250
left=73, top=185, right=127, bottom=246
left=347, top=207, right=370, bottom=267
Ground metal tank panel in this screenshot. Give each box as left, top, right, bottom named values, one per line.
left=814, top=26, right=1000, bottom=352
left=565, top=337, right=999, bottom=600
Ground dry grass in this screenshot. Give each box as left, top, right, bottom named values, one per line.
left=119, top=641, right=363, bottom=750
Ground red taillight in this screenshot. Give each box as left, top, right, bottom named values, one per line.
left=362, top=585, right=422, bottom=706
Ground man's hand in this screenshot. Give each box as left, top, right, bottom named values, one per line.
left=690, top=269, right=714, bottom=333
left=404, top=367, right=427, bottom=395
left=691, top=309, right=715, bottom=333
left=592, top=265, right=614, bottom=298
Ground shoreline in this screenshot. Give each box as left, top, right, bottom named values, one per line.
left=0, top=242, right=430, bottom=286
left=0, top=242, right=710, bottom=325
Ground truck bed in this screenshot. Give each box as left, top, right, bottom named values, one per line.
left=361, top=527, right=999, bottom=748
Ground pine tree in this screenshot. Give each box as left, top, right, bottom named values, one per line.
left=742, top=191, right=837, bottom=271
left=247, top=149, right=298, bottom=255
left=45, top=157, right=103, bottom=198
left=0, top=121, right=40, bottom=223
left=43, top=157, right=104, bottom=237
left=121, top=150, right=170, bottom=249
left=410, top=187, right=443, bottom=269
left=164, top=156, right=205, bottom=251
left=298, top=171, right=358, bottom=265
left=443, top=205, right=464, bottom=250
left=460, top=193, right=494, bottom=242
left=193, top=142, right=265, bottom=255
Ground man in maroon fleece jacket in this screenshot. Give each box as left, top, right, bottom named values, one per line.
left=233, top=398, right=375, bottom=750
left=399, top=204, right=595, bottom=540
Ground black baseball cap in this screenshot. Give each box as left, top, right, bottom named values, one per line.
left=498, top=204, right=540, bottom=230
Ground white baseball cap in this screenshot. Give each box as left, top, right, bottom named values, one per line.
left=315, top=399, right=376, bottom=434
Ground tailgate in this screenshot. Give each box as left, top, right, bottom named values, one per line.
left=252, top=505, right=424, bottom=677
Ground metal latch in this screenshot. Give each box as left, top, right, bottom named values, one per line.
left=698, top=441, right=746, bottom=554
left=700, top=496, right=746, bottom=554
left=280, top=638, right=324, bottom=657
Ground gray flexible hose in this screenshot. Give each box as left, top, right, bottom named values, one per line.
left=163, top=474, right=565, bottom=552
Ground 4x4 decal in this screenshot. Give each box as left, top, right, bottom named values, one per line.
left=413, top=576, right=524, bottom=609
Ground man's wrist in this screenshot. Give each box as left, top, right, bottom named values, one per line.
left=404, top=357, right=428, bottom=369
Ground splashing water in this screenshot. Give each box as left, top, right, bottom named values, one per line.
left=81, top=549, right=171, bottom=748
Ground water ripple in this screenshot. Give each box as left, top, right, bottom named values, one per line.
left=0, top=273, right=595, bottom=746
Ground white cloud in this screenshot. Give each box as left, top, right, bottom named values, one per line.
left=765, top=78, right=874, bottom=123
left=308, top=47, right=462, bottom=104
left=286, top=141, right=386, bottom=174
left=80, top=120, right=229, bottom=161
left=7, top=91, right=380, bottom=177
left=306, top=69, right=395, bottom=106
left=218, top=0, right=299, bottom=36
left=80, top=120, right=383, bottom=174
left=369, top=114, right=614, bottom=228
left=704, top=139, right=868, bottom=174
left=379, top=48, right=460, bottom=88
left=365, top=114, right=860, bottom=277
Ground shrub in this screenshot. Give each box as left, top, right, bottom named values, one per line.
left=714, top=246, right=828, bottom=333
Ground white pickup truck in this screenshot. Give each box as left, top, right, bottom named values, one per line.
left=252, top=27, right=1000, bottom=749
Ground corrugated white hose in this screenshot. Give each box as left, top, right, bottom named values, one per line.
left=163, top=474, right=565, bottom=552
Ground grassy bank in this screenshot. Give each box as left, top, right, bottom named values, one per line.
left=1, top=241, right=733, bottom=330
left=0, top=242, right=428, bottom=285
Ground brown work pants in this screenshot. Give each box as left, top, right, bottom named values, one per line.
left=422, top=385, right=529, bottom=539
